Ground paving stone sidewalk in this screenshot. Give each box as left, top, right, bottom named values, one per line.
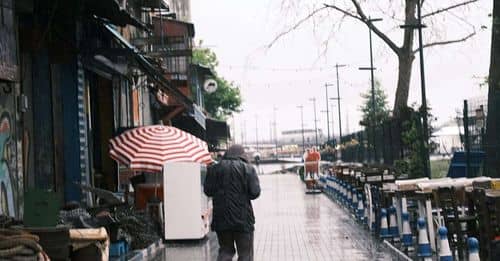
left=162, top=174, right=395, bottom=260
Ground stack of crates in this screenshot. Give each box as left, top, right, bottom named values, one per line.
left=472, top=187, right=500, bottom=260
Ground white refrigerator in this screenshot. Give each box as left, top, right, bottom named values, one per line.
left=163, top=162, right=211, bottom=240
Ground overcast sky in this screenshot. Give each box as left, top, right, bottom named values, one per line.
left=191, top=0, right=491, bottom=144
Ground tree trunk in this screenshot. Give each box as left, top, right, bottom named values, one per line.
left=485, top=0, right=500, bottom=178
left=393, top=0, right=417, bottom=117
left=393, top=53, right=415, bottom=117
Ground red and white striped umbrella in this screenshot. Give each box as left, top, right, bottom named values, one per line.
left=109, top=125, right=213, bottom=173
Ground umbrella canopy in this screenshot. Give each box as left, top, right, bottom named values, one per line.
left=109, top=125, right=213, bottom=172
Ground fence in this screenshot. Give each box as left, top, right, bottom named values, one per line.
left=457, top=98, right=487, bottom=152
left=339, top=109, right=422, bottom=166
left=337, top=98, right=490, bottom=177
left=340, top=117, right=405, bottom=164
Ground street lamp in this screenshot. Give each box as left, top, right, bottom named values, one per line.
left=360, top=17, right=382, bottom=163
left=297, top=105, right=306, bottom=154
left=400, top=2, right=431, bottom=178
left=310, top=97, right=319, bottom=148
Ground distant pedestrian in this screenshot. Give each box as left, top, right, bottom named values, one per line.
left=254, top=152, right=261, bottom=174
left=204, top=144, right=261, bottom=261
left=254, top=153, right=260, bottom=165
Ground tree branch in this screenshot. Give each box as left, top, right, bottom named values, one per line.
left=349, top=0, right=401, bottom=55
left=322, top=3, right=362, bottom=22
left=266, top=6, right=328, bottom=49
left=324, top=2, right=401, bottom=55
left=414, top=31, right=476, bottom=53
left=422, top=0, right=478, bottom=18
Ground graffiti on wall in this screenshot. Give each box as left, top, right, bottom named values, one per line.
left=0, top=112, right=14, bottom=216
left=0, top=87, right=20, bottom=218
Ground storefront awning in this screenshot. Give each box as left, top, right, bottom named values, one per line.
left=99, top=20, right=193, bottom=110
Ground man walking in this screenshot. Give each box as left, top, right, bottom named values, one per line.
left=204, top=144, right=261, bottom=261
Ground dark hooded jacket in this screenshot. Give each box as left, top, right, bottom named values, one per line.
left=204, top=147, right=261, bottom=232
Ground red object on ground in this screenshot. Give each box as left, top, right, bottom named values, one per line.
left=311, top=151, right=321, bottom=161
left=305, top=150, right=320, bottom=174
left=305, top=180, right=316, bottom=189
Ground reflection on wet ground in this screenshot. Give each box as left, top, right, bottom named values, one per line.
left=254, top=162, right=301, bottom=175
left=161, top=174, right=395, bottom=260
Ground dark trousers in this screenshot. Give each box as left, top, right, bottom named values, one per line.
left=216, top=231, right=254, bottom=261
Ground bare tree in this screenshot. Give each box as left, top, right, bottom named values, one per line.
left=485, top=0, right=500, bottom=178
left=269, top=0, right=478, bottom=117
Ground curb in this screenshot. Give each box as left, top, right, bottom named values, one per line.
left=127, top=240, right=165, bottom=261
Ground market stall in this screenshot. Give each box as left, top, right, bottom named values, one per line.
left=109, top=125, right=214, bottom=241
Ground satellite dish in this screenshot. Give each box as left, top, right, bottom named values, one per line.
left=203, top=79, right=218, bottom=93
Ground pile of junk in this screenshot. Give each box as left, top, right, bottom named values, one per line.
left=0, top=125, right=216, bottom=260
left=0, top=180, right=163, bottom=261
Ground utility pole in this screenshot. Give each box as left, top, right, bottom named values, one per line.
left=273, top=106, right=278, bottom=159
left=321, top=109, right=333, bottom=144
left=464, top=100, right=471, bottom=177
left=360, top=17, right=382, bottom=163
left=416, top=0, right=431, bottom=178
left=330, top=103, right=335, bottom=143
left=333, top=64, right=346, bottom=146
left=400, top=4, right=430, bottom=178
left=310, top=98, right=319, bottom=147
left=325, top=83, right=335, bottom=143
left=297, top=105, right=306, bottom=154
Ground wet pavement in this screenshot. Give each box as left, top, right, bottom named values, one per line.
left=161, top=174, right=395, bottom=260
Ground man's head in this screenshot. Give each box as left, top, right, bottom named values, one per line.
left=224, top=144, right=248, bottom=162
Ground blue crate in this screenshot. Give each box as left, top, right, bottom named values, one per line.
left=110, top=240, right=129, bottom=257
left=447, top=151, right=485, bottom=178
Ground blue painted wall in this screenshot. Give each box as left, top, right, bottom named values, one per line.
left=60, top=60, right=82, bottom=202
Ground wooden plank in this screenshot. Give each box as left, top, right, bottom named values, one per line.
left=144, top=49, right=193, bottom=57
left=0, top=0, right=18, bottom=81
left=94, top=76, right=117, bottom=191
left=51, top=64, right=65, bottom=202
left=21, top=53, right=35, bottom=190
left=491, top=179, right=500, bottom=190
left=32, top=51, right=55, bottom=190
left=132, top=88, right=140, bottom=126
